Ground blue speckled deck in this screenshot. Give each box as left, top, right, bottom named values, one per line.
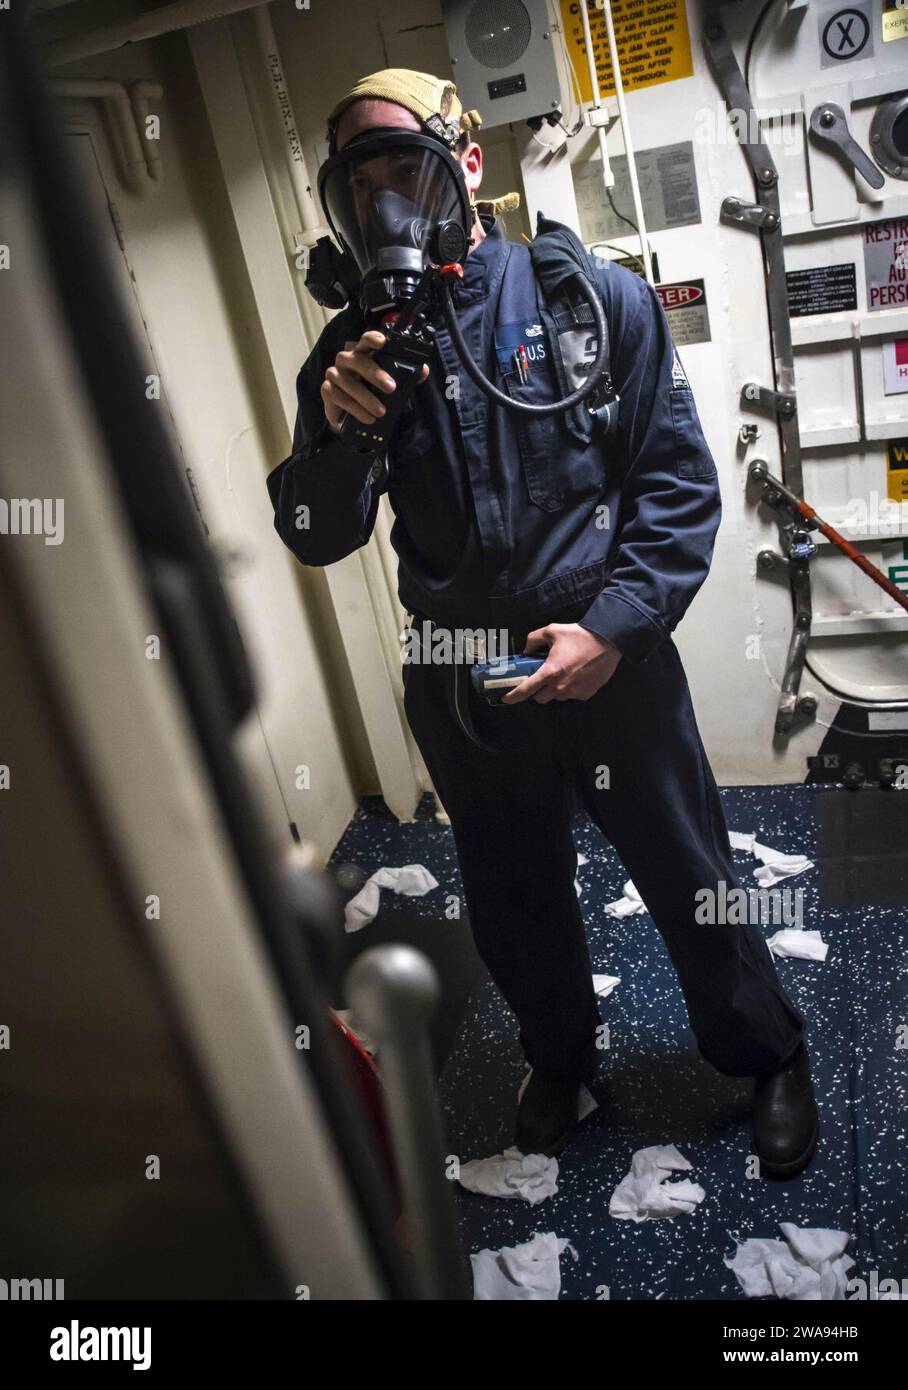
left=330, top=785, right=908, bottom=1300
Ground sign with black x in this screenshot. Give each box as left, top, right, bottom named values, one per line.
left=819, top=1, right=876, bottom=67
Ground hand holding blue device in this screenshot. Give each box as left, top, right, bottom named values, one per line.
left=470, top=648, right=551, bottom=705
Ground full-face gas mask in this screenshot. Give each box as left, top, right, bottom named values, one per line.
left=316, top=128, right=472, bottom=318
left=306, top=115, right=614, bottom=455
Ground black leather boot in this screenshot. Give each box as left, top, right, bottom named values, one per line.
left=752, top=1042, right=819, bottom=1178
left=514, top=1071, right=583, bottom=1157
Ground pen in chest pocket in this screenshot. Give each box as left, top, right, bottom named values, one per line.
left=512, top=344, right=530, bottom=385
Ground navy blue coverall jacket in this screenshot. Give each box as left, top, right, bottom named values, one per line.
left=266, top=216, right=721, bottom=661
left=265, top=217, right=807, bottom=1085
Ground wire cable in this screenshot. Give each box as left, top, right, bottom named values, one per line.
left=606, top=184, right=639, bottom=235
left=589, top=240, right=645, bottom=273
left=744, top=0, right=780, bottom=96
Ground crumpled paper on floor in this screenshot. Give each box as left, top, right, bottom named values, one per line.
left=575, top=850, right=589, bottom=897
left=726, top=1224, right=854, bottom=1300
left=457, top=1147, right=559, bottom=1205
left=343, top=864, right=439, bottom=932
left=605, top=880, right=648, bottom=918
left=767, top=928, right=829, bottom=962
left=471, top=1231, right=579, bottom=1300
left=730, top=831, right=814, bottom=886
left=609, top=1144, right=705, bottom=1222
left=454, top=1055, right=603, bottom=1211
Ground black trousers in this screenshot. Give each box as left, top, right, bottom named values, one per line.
left=403, top=632, right=805, bottom=1084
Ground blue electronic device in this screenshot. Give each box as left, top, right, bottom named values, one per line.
left=470, top=651, right=549, bottom=704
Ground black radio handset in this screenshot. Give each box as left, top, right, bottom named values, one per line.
left=336, top=263, right=460, bottom=453
left=336, top=328, right=433, bottom=453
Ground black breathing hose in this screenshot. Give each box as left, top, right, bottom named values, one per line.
left=439, top=271, right=610, bottom=416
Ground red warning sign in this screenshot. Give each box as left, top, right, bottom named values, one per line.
left=658, top=282, right=704, bottom=309
left=656, top=278, right=710, bottom=344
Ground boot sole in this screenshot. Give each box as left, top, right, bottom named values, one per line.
left=758, top=1115, right=820, bottom=1179
left=513, top=1121, right=576, bottom=1159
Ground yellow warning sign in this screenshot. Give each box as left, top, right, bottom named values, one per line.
left=887, top=437, right=908, bottom=503
left=561, top=0, right=694, bottom=99
left=882, top=6, right=908, bottom=42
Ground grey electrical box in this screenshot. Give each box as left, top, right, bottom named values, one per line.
left=441, top=0, right=562, bottom=131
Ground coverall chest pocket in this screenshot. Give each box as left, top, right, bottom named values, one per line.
left=501, top=354, right=607, bottom=512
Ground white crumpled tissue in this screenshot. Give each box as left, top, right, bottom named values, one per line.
left=729, top=831, right=814, bottom=886
left=609, top=1144, right=705, bottom=1222
left=343, top=864, right=439, bottom=932
left=605, top=880, right=648, bottom=918
left=471, top=1231, right=579, bottom=1300
left=767, top=928, right=829, bottom=962
left=457, top=1148, right=559, bottom=1205
left=726, top=1224, right=854, bottom=1300
left=456, top=1072, right=599, bottom=1210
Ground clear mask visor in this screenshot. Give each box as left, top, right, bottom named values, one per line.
left=320, top=135, right=469, bottom=280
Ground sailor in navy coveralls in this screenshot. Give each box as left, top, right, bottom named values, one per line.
left=267, top=77, right=818, bottom=1177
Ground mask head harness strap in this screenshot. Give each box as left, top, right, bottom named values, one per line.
left=324, top=68, right=519, bottom=217
left=325, top=69, right=478, bottom=158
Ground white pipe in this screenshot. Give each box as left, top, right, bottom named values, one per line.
left=130, top=81, right=164, bottom=185
left=577, top=0, right=614, bottom=189
left=43, top=0, right=274, bottom=68
left=597, top=0, right=653, bottom=283
left=51, top=79, right=164, bottom=195
left=252, top=7, right=320, bottom=234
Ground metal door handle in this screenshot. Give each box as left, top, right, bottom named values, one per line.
left=346, top=944, right=472, bottom=1300
left=809, top=103, right=885, bottom=189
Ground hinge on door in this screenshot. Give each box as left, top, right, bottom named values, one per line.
left=721, top=196, right=780, bottom=232
left=740, top=381, right=797, bottom=419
